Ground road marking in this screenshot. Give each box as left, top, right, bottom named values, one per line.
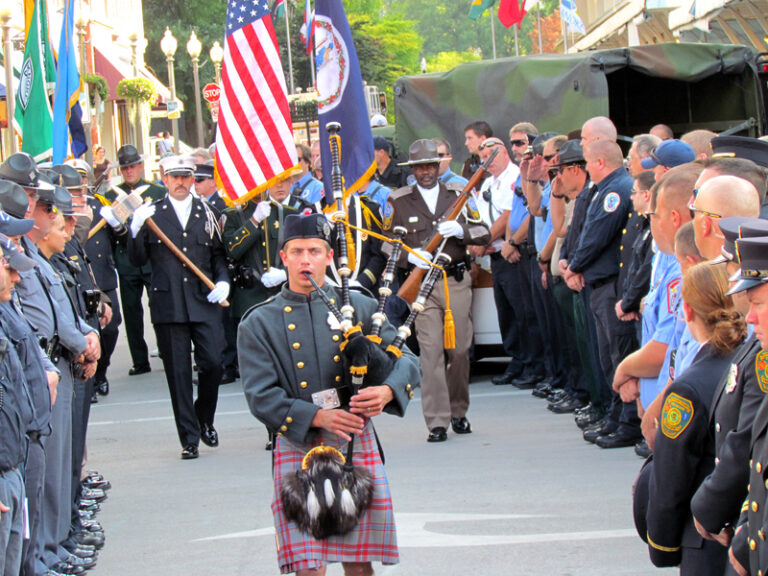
left=91, top=392, right=244, bottom=409
left=193, top=512, right=636, bottom=548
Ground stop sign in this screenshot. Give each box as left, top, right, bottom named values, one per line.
left=203, top=83, right=220, bottom=103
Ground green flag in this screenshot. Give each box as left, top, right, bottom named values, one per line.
left=469, top=0, right=497, bottom=20
left=15, top=0, right=53, bottom=161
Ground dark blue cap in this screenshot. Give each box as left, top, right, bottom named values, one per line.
left=280, top=213, right=333, bottom=249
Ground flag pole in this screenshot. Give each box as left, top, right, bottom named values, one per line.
left=309, top=42, right=316, bottom=89
left=562, top=12, right=568, bottom=53
left=490, top=11, right=497, bottom=59
left=284, top=0, right=294, bottom=94
left=537, top=3, right=543, bottom=53
left=513, top=25, right=519, bottom=56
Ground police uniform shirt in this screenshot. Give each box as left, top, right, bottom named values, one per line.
left=620, top=215, right=653, bottom=315
left=290, top=173, right=325, bottom=205
left=440, top=169, right=468, bottom=187
left=362, top=180, right=392, bottom=216
left=534, top=183, right=553, bottom=254
left=640, top=250, right=682, bottom=409
left=478, top=163, right=516, bottom=251
left=508, top=174, right=530, bottom=235
left=567, top=167, right=632, bottom=284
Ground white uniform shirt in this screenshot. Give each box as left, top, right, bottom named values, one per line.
left=476, top=162, right=518, bottom=250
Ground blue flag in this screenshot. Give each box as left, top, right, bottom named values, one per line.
left=52, top=0, right=87, bottom=164
left=315, top=0, right=375, bottom=199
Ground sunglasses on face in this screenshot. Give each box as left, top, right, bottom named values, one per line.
left=195, top=177, right=209, bottom=183
left=479, top=140, right=503, bottom=150
left=510, top=139, right=527, bottom=147
left=437, top=153, right=447, bottom=158
left=543, top=153, right=556, bottom=162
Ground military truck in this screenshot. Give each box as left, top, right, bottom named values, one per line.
left=391, top=42, right=767, bottom=360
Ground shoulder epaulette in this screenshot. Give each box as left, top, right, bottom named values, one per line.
left=389, top=186, right=414, bottom=201
left=445, top=181, right=465, bottom=193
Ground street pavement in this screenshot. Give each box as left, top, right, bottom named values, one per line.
left=86, top=330, right=671, bottom=576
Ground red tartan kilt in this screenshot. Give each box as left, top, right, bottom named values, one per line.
left=271, top=421, right=399, bottom=574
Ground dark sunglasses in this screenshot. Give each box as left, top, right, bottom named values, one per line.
left=543, top=153, right=556, bottom=162
left=510, top=139, right=527, bottom=147
left=195, top=176, right=210, bottom=183
left=437, top=153, right=447, bottom=158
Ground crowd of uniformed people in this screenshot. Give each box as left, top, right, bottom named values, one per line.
left=3, top=114, right=768, bottom=576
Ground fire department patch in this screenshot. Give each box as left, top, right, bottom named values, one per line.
left=666, top=278, right=682, bottom=314
left=661, top=392, right=694, bottom=439
left=756, top=350, right=768, bottom=394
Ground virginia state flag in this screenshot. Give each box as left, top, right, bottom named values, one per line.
left=315, top=0, right=375, bottom=198
left=53, top=0, right=88, bottom=164
left=15, top=0, right=53, bottom=161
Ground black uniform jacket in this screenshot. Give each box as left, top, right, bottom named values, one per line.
left=643, top=343, right=738, bottom=567
left=692, top=335, right=766, bottom=534
left=128, top=196, right=229, bottom=325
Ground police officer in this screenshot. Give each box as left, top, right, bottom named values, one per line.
left=691, top=219, right=768, bottom=552
left=110, top=144, right=166, bottom=376
left=373, top=136, right=409, bottom=190
left=0, top=233, right=36, bottom=576
left=289, top=144, right=325, bottom=213
left=434, top=138, right=469, bottom=187
left=238, top=212, right=419, bottom=575
left=565, top=140, right=639, bottom=448
left=195, top=161, right=228, bottom=214
left=384, top=139, right=489, bottom=442
left=727, top=236, right=768, bottom=576
left=128, top=155, right=230, bottom=459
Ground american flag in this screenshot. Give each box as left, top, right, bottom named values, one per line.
left=215, top=0, right=298, bottom=204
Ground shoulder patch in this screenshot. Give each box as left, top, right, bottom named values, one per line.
left=382, top=202, right=394, bottom=230
left=661, top=392, right=694, bottom=439
left=445, top=181, right=465, bottom=193
left=756, top=350, right=768, bottom=394
left=603, top=192, right=621, bottom=213
left=666, top=277, right=681, bottom=314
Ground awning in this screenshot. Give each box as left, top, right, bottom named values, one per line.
left=94, top=46, right=171, bottom=103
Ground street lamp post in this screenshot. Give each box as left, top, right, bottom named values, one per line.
left=160, top=27, right=179, bottom=154
left=0, top=9, right=17, bottom=153
left=210, top=41, right=223, bottom=85
left=187, top=30, right=204, bottom=148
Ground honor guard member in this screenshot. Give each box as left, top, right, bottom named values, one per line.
left=110, top=144, right=166, bottom=376
left=565, top=140, right=640, bottom=449
left=373, top=136, right=409, bottom=190
left=383, top=139, right=490, bottom=442
left=289, top=144, right=325, bottom=213
left=0, top=207, right=61, bottom=576
left=195, top=161, right=238, bottom=383
left=0, top=234, right=37, bottom=576
left=635, top=264, right=745, bottom=576
left=128, top=155, right=230, bottom=460
left=73, top=161, right=121, bottom=396
left=238, top=212, right=419, bottom=575
left=691, top=219, right=768, bottom=553
left=726, top=236, right=768, bottom=576
left=18, top=185, right=101, bottom=575
left=195, top=161, right=228, bottom=215
left=222, top=178, right=296, bottom=320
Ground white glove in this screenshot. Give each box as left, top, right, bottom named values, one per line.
left=251, top=201, right=271, bottom=224
left=130, top=203, right=156, bottom=238
left=261, top=267, right=287, bottom=288
left=207, top=281, right=230, bottom=304
left=99, top=206, right=121, bottom=229
left=437, top=220, right=464, bottom=239
left=408, top=249, right=432, bottom=270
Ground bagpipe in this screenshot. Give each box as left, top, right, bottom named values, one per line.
left=279, top=122, right=453, bottom=540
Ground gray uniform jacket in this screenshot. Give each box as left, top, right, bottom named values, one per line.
left=239, top=284, right=420, bottom=445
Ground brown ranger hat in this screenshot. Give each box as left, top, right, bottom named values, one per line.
left=398, top=139, right=442, bottom=166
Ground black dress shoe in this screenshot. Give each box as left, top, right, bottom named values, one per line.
left=95, top=378, right=109, bottom=396
left=128, top=364, right=151, bottom=376
left=181, top=445, right=199, bottom=459
left=265, top=440, right=273, bottom=451
left=548, top=395, right=587, bottom=414
left=512, top=374, right=545, bottom=390
left=450, top=417, right=472, bottom=434
left=220, top=368, right=239, bottom=385
left=52, top=563, right=85, bottom=575
left=200, top=423, right=219, bottom=447
left=90, top=391, right=98, bottom=404
left=583, top=420, right=618, bottom=443
left=595, top=429, right=643, bottom=449
left=575, top=409, right=603, bottom=430
left=75, top=531, right=104, bottom=549
left=491, top=371, right=522, bottom=385
left=427, top=427, right=448, bottom=443
left=635, top=439, right=652, bottom=458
